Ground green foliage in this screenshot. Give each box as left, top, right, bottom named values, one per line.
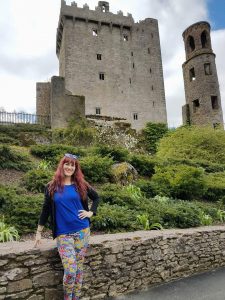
left=22, top=169, right=53, bottom=193
left=204, top=172, right=225, bottom=202
left=30, top=144, right=86, bottom=163
left=91, top=203, right=136, bottom=232
left=199, top=212, right=213, bottom=226
left=52, top=117, right=96, bottom=147
left=93, top=145, right=129, bottom=162
left=0, top=145, right=32, bottom=171
left=152, top=164, right=206, bottom=200
left=128, top=153, right=156, bottom=176
left=134, top=179, right=157, bottom=198
left=136, top=214, right=163, bottom=230
left=0, top=185, right=44, bottom=234
left=0, top=217, right=19, bottom=242
left=157, top=126, right=225, bottom=169
left=80, top=155, right=114, bottom=183
left=140, top=122, right=168, bottom=154
left=0, top=134, right=19, bottom=145
left=110, top=162, right=137, bottom=185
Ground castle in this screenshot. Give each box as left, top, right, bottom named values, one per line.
left=36, top=1, right=167, bottom=130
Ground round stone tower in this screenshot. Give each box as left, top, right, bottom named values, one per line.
left=182, top=21, right=223, bottom=127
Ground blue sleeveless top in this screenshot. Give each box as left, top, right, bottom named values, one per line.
left=54, top=184, right=89, bottom=236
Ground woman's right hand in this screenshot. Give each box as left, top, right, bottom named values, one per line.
left=34, top=231, right=42, bottom=247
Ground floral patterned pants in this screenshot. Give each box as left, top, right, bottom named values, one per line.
left=56, top=227, right=90, bottom=300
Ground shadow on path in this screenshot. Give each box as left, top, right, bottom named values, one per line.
left=115, top=267, right=225, bottom=300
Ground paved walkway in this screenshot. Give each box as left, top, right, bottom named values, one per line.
left=115, top=267, right=225, bottom=300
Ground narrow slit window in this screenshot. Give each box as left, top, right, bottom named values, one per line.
left=193, top=99, right=200, bottom=112
left=133, top=63, right=135, bottom=68
left=133, top=113, right=138, bottom=120
left=96, top=107, right=101, bottom=115
left=211, top=96, right=219, bottom=109
left=204, top=63, right=212, bottom=75
left=93, top=29, right=98, bottom=36
left=189, top=67, right=196, bottom=81
left=150, top=68, right=152, bottom=73
left=131, top=51, right=133, bottom=56
left=97, top=54, right=102, bottom=60
left=148, top=48, right=150, bottom=54
left=99, top=73, right=105, bottom=80
left=152, top=85, right=154, bottom=91
left=123, top=34, right=128, bottom=41
left=129, top=78, right=131, bottom=84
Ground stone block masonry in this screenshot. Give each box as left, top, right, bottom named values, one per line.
left=1, top=226, right=225, bottom=299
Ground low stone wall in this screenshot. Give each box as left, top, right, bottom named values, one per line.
left=1, top=226, right=225, bottom=299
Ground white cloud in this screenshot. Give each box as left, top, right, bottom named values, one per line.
left=0, top=0, right=224, bottom=127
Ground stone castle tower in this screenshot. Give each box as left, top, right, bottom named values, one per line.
left=182, top=21, right=224, bottom=127
left=37, top=1, right=167, bottom=130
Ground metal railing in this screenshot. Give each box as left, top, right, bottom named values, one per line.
left=0, top=111, right=50, bottom=126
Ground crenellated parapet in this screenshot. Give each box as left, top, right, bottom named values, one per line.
left=56, top=1, right=134, bottom=55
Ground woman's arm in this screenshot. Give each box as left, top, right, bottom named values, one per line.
left=87, top=186, right=99, bottom=216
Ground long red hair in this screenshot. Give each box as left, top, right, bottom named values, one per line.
left=48, top=156, right=89, bottom=201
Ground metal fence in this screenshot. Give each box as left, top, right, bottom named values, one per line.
left=0, top=111, right=50, bottom=126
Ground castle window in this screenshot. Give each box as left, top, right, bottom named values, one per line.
left=204, top=63, right=212, bottom=75
left=129, top=78, right=131, bottom=84
left=131, top=51, right=133, bottom=56
left=152, top=85, right=154, bottom=90
left=211, top=96, right=219, bottom=109
left=123, top=34, right=128, bottom=41
left=213, top=123, right=220, bottom=129
left=150, top=68, right=152, bottom=73
left=92, top=29, right=98, bottom=36
left=133, top=63, right=135, bottom=68
left=189, top=67, right=196, bottom=81
left=99, top=73, right=105, bottom=80
left=102, top=5, right=106, bottom=12
left=151, top=33, right=154, bottom=38
left=153, top=101, right=155, bottom=107
left=188, top=35, right=195, bottom=52
left=193, top=99, right=200, bottom=112
left=97, top=54, right=102, bottom=60
left=201, top=31, right=208, bottom=48
left=133, top=113, right=138, bottom=120
left=148, top=48, right=150, bottom=54
left=96, top=107, right=101, bottom=115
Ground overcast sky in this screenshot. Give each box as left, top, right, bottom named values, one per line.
left=0, top=0, right=224, bottom=127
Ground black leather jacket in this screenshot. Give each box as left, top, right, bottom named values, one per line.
left=38, top=184, right=99, bottom=239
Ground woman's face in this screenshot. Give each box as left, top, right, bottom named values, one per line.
left=63, top=161, right=76, bottom=177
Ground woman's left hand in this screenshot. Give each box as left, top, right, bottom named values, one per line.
left=78, top=210, right=93, bottom=219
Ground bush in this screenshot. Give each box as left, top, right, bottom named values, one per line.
left=30, top=144, right=87, bottom=162
left=152, top=164, right=206, bottom=200
left=22, top=169, right=53, bottom=193
left=140, top=122, right=168, bottom=154
left=91, top=203, right=137, bottom=232
left=80, top=155, right=114, bottom=183
left=128, top=153, right=156, bottom=176
left=0, top=185, right=44, bottom=234
left=0, top=134, right=19, bottom=145
left=157, top=126, right=225, bottom=169
left=134, top=179, right=157, bottom=198
left=0, top=217, right=19, bottom=242
left=203, top=172, right=225, bottom=202
left=0, top=145, right=32, bottom=171
left=94, top=145, right=129, bottom=162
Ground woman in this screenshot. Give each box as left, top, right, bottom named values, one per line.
left=34, top=153, right=99, bottom=300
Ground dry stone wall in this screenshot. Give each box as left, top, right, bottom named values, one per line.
left=1, top=226, right=225, bottom=299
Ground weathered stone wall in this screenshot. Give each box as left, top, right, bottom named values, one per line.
left=36, top=83, right=51, bottom=117
left=50, top=76, right=85, bottom=129
left=56, top=1, right=167, bottom=130
left=1, top=226, right=225, bottom=299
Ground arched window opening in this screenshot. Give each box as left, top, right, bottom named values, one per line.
left=201, top=31, right=208, bottom=48
left=187, top=35, right=195, bottom=52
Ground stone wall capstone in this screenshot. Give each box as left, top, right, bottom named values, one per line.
left=1, top=226, right=225, bottom=299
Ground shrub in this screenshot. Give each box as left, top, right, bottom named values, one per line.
left=157, top=126, right=225, bottom=168
left=152, top=164, right=206, bottom=200
left=134, top=179, right=157, bottom=198
left=0, top=217, right=19, bottom=242
left=203, top=172, right=225, bottom=202
left=80, top=155, right=114, bottom=183
left=0, top=145, right=32, bottom=171
left=110, top=162, right=137, bottom=185
left=140, top=122, right=168, bottom=154
left=22, top=169, right=53, bottom=193
left=0, top=185, right=44, bottom=234
left=91, top=203, right=137, bottom=232
left=94, top=145, right=129, bottom=162
left=0, top=134, right=19, bottom=145
left=128, top=153, right=156, bottom=177
left=30, top=144, right=86, bottom=162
